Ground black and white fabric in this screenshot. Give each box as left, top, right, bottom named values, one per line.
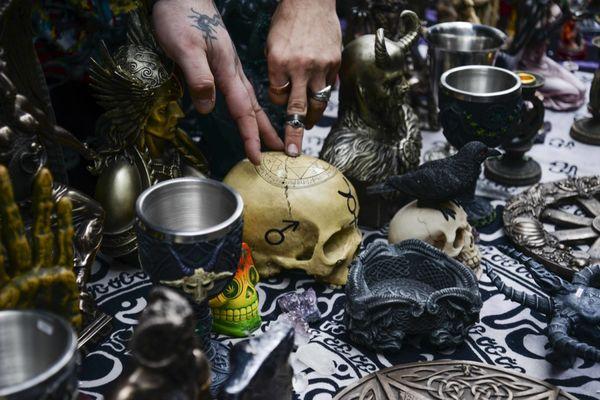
left=79, top=73, right=600, bottom=400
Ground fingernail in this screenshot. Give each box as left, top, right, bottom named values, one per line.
left=194, top=98, right=214, bottom=113
left=287, top=143, right=299, bottom=157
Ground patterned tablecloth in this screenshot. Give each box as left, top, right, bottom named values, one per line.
left=79, top=72, right=600, bottom=400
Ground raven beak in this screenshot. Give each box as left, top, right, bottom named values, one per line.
left=486, top=148, right=501, bottom=158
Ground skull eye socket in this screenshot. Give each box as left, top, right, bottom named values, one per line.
left=246, top=286, right=256, bottom=299
left=249, top=265, right=259, bottom=285
left=223, top=279, right=240, bottom=299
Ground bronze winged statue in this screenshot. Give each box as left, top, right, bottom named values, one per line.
left=89, top=9, right=209, bottom=258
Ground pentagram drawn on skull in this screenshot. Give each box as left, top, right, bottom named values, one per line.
left=255, top=153, right=337, bottom=188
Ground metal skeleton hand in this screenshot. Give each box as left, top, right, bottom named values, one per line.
left=0, top=166, right=81, bottom=328
left=161, top=269, right=233, bottom=303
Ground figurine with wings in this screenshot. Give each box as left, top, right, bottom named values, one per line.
left=89, top=9, right=209, bottom=258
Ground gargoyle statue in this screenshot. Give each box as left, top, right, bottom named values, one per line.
left=486, top=246, right=600, bottom=368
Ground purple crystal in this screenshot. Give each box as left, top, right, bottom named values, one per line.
left=277, top=288, right=321, bottom=324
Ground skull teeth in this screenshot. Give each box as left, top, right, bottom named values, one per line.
left=212, top=303, right=260, bottom=322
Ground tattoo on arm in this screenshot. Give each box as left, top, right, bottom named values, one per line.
left=188, top=8, right=224, bottom=49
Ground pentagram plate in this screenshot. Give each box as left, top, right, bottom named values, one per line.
left=503, top=175, right=600, bottom=279
left=333, top=360, right=578, bottom=399
left=255, top=152, right=337, bottom=188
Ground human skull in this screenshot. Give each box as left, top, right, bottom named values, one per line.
left=388, top=200, right=481, bottom=277
left=224, top=152, right=362, bottom=285
left=209, top=243, right=261, bottom=337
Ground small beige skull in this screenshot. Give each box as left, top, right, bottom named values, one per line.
left=224, top=152, right=362, bottom=285
left=388, top=200, right=481, bottom=277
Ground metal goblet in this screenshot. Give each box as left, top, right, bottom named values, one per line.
left=0, top=311, right=78, bottom=400
left=135, top=177, right=244, bottom=392
left=438, top=65, right=523, bottom=226
left=570, top=36, right=600, bottom=146
left=426, top=22, right=507, bottom=109
left=484, top=71, right=545, bottom=186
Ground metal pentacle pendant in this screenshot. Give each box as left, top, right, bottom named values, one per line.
left=255, top=152, right=337, bottom=188
left=333, top=360, right=578, bottom=399
left=503, top=175, right=600, bottom=279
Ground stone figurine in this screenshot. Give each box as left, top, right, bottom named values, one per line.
left=0, top=166, right=81, bottom=329
left=89, top=10, right=208, bottom=258
left=345, top=240, right=482, bottom=352
left=487, top=246, right=600, bottom=368
left=220, top=322, right=295, bottom=400
left=570, top=39, right=600, bottom=145
left=113, top=287, right=211, bottom=400
left=368, top=141, right=500, bottom=226
left=320, top=10, right=422, bottom=227
left=209, top=243, right=262, bottom=337
left=388, top=200, right=481, bottom=276
left=224, top=152, right=362, bottom=285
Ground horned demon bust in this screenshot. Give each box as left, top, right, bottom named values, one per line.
left=320, top=10, right=422, bottom=186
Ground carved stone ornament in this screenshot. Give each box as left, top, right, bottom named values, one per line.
left=503, top=175, right=600, bottom=279
left=345, top=240, right=481, bottom=352
left=333, top=360, right=578, bottom=399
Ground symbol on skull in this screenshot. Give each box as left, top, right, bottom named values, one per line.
left=338, top=178, right=358, bottom=227
left=264, top=220, right=300, bottom=246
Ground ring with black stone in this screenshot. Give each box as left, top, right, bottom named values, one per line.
left=285, top=114, right=306, bottom=130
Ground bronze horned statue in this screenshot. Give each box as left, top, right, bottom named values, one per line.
left=320, top=10, right=422, bottom=227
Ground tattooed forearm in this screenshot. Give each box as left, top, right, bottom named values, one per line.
left=188, top=8, right=224, bottom=48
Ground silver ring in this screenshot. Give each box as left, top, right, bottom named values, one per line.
left=309, top=85, right=332, bottom=103
left=285, top=114, right=305, bottom=129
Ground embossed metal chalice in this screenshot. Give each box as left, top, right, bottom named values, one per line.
left=0, top=310, right=78, bottom=400
left=570, top=36, right=600, bottom=145
left=344, top=240, right=482, bottom=352
left=136, top=177, right=243, bottom=390
left=439, top=65, right=523, bottom=226
left=484, top=71, right=545, bottom=186
left=425, top=21, right=506, bottom=111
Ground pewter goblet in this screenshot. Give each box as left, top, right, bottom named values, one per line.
left=0, top=311, right=78, bottom=400
left=135, top=177, right=244, bottom=391
left=438, top=65, right=523, bottom=226
left=426, top=22, right=506, bottom=110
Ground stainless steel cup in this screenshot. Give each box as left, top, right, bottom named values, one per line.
left=426, top=22, right=507, bottom=107
left=0, top=311, right=79, bottom=400
left=135, top=177, right=244, bottom=297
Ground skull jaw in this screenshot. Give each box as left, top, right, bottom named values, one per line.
left=456, top=245, right=482, bottom=279
left=257, top=256, right=354, bottom=285
left=210, top=302, right=262, bottom=338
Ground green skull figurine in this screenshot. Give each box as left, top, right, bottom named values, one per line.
left=209, top=243, right=261, bottom=337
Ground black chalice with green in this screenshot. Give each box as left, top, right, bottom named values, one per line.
left=438, top=65, right=525, bottom=227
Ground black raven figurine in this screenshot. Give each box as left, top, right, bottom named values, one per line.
left=367, top=141, right=501, bottom=220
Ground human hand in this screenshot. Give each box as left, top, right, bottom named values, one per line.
left=266, top=0, right=341, bottom=156
left=0, top=166, right=81, bottom=328
left=152, top=0, right=284, bottom=165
